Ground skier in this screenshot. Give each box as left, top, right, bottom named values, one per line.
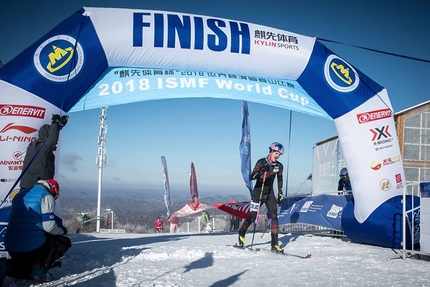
left=153, top=217, right=164, bottom=233
left=238, top=142, right=285, bottom=253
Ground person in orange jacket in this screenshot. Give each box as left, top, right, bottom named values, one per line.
left=153, top=217, right=164, bottom=233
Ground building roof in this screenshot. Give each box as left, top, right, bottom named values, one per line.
left=395, top=100, right=430, bottom=115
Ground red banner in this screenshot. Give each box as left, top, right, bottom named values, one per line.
left=211, top=200, right=250, bottom=219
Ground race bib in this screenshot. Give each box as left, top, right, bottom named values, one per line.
left=250, top=201, right=260, bottom=212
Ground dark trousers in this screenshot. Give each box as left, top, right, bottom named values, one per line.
left=7, top=234, right=71, bottom=279
left=240, top=190, right=280, bottom=247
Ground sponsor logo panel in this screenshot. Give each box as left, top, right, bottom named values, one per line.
left=0, top=151, right=24, bottom=172
left=0, top=104, right=46, bottom=119
left=0, top=123, right=37, bottom=143
left=356, top=108, right=392, bottom=124
left=370, top=155, right=401, bottom=170
left=370, top=125, right=393, bottom=151
left=395, top=173, right=403, bottom=189
left=327, top=205, right=343, bottom=219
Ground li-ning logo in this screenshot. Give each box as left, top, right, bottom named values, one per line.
left=33, top=35, right=84, bottom=82
left=0, top=123, right=37, bottom=142
left=324, top=55, right=359, bottom=92
left=0, top=123, right=37, bottom=134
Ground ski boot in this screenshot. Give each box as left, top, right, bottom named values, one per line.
left=238, top=227, right=246, bottom=247
left=31, top=265, right=54, bottom=282
left=271, top=245, right=284, bottom=254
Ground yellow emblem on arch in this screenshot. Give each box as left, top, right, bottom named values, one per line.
left=46, top=45, right=75, bottom=73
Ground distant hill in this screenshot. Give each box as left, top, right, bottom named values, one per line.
left=60, top=185, right=250, bottom=232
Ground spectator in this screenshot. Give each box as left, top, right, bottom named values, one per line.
left=153, top=217, right=164, bottom=233
left=4, top=179, right=71, bottom=282
left=201, top=210, right=212, bottom=232
left=338, top=168, right=352, bottom=194
left=19, top=114, right=68, bottom=190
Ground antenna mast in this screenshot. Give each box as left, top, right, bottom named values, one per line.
left=96, top=107, right=108, bottom=232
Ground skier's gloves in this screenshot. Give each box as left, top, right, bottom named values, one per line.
left=278, top=191, right=284, bottom=204
left=52, top=114, right=61, bottom=125
left=59, top=115, right=69, bottom=128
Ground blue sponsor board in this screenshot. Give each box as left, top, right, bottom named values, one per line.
left=278, top=194, right=350, bottom=231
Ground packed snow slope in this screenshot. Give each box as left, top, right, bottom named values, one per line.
left=3, top=232, right=429, bottom=286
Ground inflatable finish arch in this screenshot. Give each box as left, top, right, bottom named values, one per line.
left=0, top=7, right=409, bottom=248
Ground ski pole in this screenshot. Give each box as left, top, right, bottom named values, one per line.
left=260, top=218, right=271, bottom=238
left=250, top=171, right=267, bottom=250
left=261, top=202, right=280, bottom=238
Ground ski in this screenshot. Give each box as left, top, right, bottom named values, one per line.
left=283, top=252, right=312, bottom=259
left=227, top=244, right=311, bottom=258
left=264, top=249, right=311, bottom=259
left=227, top=244, right=260, bottom=252
left=266, top=248, right=311, bottom=258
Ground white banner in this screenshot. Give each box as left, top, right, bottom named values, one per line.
left=335, top=90, right=405, bottom=222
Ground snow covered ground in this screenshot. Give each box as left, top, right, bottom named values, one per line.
left=2, top=231, right=429, bottom=286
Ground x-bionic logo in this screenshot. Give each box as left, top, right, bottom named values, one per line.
left=370, top=125, right=393, bottom=150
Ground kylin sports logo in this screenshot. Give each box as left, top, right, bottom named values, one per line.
left=324, top=55, right=359, bottom=92
left=33, top=35, right=84, bottom=82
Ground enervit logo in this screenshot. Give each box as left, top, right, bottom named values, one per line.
left=380, top=179, right=391, bottom=191
left=33, top=35, right=84, bottom=82
left=0, top=104, right=46, bottom=119
left=356, top=108, right=392, bottom=124
left=324, top=55, right=359, bottom=92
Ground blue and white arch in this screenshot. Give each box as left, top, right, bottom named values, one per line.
left=0, top=7, right=408, bottom=248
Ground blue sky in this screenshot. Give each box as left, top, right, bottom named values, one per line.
left=1, top=1, right=429, bottom=196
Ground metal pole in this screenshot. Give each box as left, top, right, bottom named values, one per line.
left=111, top=210, right=114, bottom=230
left=96, top=107, right=108, bottom=232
